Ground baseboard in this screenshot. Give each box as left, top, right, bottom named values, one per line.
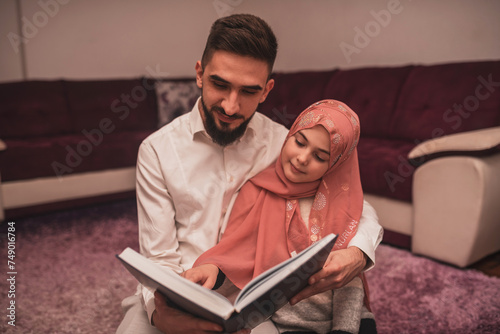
left=3, top=190, right=136, bottom=220
left=0, top=167, right=136, bottom=221
left=1, top=167, right=136, bottom=209
left=364, top=193, right=413, bottom=236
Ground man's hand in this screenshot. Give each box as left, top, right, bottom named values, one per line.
left=153, top=291, right=250, bottom=334
left=181, top=264, right=219, bottom=289
left=289, top=246, right=367, bottom=305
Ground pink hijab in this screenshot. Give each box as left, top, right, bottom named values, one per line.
left=194, top=99, right=363, bottom=289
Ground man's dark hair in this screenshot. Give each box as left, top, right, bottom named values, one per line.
left=201, top=14, right=278, bottom=75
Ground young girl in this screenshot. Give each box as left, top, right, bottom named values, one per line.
left=184, top=100, right=376, bottom=334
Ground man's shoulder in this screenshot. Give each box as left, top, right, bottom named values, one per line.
left=252, top=112, right=288, bottom=137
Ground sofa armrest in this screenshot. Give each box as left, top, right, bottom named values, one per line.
left=412, top=153, right=500, bottom=267
left=0, top=139, right=6, bottom=151
left=408, top=126, right=500, bottom=162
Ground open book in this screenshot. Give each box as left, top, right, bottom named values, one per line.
left=117, top=233, right=337, bottom=332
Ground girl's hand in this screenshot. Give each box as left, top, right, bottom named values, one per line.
left=182, top=264, right=220, bottom=289
left=289, top=246, right=367, bottom=305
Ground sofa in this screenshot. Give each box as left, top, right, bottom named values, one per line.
left=0, top=78, right=159, bottom=218
left=1, top=60, right=499, bottom=267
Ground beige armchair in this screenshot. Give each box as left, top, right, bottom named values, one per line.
left=410, top=126, right=500, bottom=267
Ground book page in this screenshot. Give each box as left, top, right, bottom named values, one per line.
left=233, top=234, right=336, bottom=311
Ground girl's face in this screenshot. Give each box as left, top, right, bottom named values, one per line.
left=281, top=125, right=330, bottom=183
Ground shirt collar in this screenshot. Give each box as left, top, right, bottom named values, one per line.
left=190, top=98, right=208, bottom=139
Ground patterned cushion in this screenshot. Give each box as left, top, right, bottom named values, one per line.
left=155, top=80, right=200, bottom=128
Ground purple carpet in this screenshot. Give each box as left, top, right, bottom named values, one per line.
left=0, top=199, right=499, bottom=333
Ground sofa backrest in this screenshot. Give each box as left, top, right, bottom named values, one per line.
left=0, top=80, right=72, bottom=139
left=389, top=60, right=500, bottom=141
left=63, top=79, right=158, bottom=133
left=2, top=60, right=498, bottom=143
left=259, top=60, right=500, bottom=142
left=323, top=65, right=414, bottom=138
left=0, top=78, right=158, bottom=140
left=258, top=70, right=338, bottom=128
left=259, top=67, right=415, bottom=136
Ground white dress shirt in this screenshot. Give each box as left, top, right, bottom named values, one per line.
left=135, top=98, right=383, bottom=322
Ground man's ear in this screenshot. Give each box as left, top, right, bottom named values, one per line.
left=259, top=78, right=275, bottom=103
left=195, top=61, right=203, bottom=89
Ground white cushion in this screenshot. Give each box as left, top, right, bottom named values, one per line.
left=408, top=126, right=500, bottom=159
left=0, top=139, right=6, bottom=151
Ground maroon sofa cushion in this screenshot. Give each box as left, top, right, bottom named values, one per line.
left=0, top=78, right=159, bottom=182
left=0, top=80, right=72, bottom=139
left=0, top=130, right=151, bottom=182
left=390, top=60, right=500, bottom=141
left=63, top=79, right=158, bottom=133
left=258, top=70, right=338, bottom=128
left=357, top=137, right=416, bottom=202
left=323, top=66, right=414, bottom=138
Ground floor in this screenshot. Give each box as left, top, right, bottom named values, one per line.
left=470, top=250, right=500, bottom=278
left=8, top=200, right=500, bottom=280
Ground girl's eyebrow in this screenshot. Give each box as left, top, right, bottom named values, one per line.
left=297, top=131, right=330, bottom=155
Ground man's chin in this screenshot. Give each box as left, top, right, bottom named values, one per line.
left=200, top=96, right=251, bottom=146
left=215, top=120, right=241, bottom=132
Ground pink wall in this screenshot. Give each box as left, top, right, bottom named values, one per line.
left=1, top=0, right=500, bottom=82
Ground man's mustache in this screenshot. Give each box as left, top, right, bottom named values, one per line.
left=211, top=106, right=244, bottom=120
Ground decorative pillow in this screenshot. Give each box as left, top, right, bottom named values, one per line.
left=408, top=126, right=500, bottom=165
left=155, top=80, right=200, bottom=128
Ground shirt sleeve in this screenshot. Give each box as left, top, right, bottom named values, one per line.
left=136, top=141, right=184, bottom=323
left=347, top=199, right=383, bottom=271
left=142, top=286, right=156, bottom=324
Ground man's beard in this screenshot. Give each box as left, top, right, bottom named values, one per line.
left=200, top=97, right=253, bottom=146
